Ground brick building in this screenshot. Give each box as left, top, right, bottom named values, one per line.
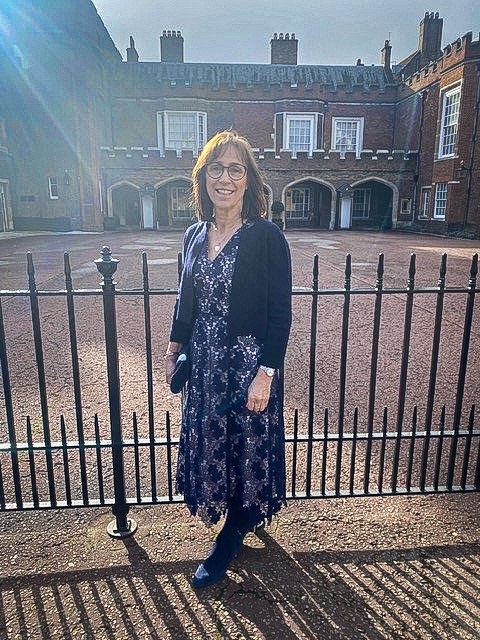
left=0, top=3, right=479, bottom=235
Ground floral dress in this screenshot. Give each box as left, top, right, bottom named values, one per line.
left=176, top=226, right=286, bottom=526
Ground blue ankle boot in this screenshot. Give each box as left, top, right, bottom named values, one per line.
left=191, top=510, right=248, bottom=588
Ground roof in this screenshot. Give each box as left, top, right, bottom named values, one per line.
left=120, top=62, right=397, bottom=91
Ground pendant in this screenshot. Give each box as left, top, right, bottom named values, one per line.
left=214, top=244, right=221, bottom=252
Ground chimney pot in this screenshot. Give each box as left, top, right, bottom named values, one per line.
left=126, top=35, right=139, bottom=62
left=381, top=39, right=392, bottom=69
left=270, top=31, right=298, bottom=64
left=418, top=12, right=443, bottom=67
left=160, top=28, right=184, bottom=62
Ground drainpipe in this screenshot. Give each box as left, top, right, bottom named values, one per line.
left=463, top=63, right=480, bottom=229
left=412, top=90, right=428, bottom=220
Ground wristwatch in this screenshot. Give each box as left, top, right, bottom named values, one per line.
left=259, top=365, right=275, bottom=377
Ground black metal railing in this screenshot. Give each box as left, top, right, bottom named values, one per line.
left=0, top=247, right=479, bottom=536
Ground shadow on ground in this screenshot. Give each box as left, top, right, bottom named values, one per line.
left=1, top=530, right=479, bottom=640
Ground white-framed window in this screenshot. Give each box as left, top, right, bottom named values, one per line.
left=157, top=111, right=207, bottom=155
left=439, top=86, right=461, bottom=158
left=332, top=117, right=364, bottom=158
left=433, top=183, right=447, bottom=219
left=48, top=176, right=59, bottom=200
left=170, top=186, right=194, bottom=220
left=0, top=181, right=13, bottom=231
left=283, top=114, right=317, bottom=155
left=285, top=188, right=311, bottom=220
left=0, top=118, right=7, bottom=148
left=419, top=187, right=431, bottom=219
left=352, top=188, right=371, bottom=218
left=400, top=198, right=412, bottom=215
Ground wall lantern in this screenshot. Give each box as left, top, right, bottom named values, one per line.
left=456, top=160, right=470, bottom=178
left=337, top=182, right=352, bottom=195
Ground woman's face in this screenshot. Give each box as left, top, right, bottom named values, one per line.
left=205, top=145, right=248, bottom=216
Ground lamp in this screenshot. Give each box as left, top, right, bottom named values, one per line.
left=456, top=160, right=469, bottom=178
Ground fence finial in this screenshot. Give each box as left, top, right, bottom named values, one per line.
left=94, top=246, right=119, bottom=283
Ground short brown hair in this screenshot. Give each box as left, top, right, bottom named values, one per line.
left=191, top=130, right=267, bottom=221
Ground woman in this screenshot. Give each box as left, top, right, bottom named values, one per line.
left=165, top=130, right=292, bottom=588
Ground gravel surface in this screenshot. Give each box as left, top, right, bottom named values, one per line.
left=0, top=495, right=479, bottom=639
left=1, top=230, right=480, bottom=639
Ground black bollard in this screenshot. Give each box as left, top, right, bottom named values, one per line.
left=95, top=246, right=137, bottom=538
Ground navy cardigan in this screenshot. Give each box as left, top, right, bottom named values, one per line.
left=169, top=217, right=292, bottom=369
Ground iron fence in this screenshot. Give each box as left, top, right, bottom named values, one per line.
left=0, top=246, right=479, bottom=536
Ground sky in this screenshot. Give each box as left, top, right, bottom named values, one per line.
left=93, top=0, right=479, bottom=67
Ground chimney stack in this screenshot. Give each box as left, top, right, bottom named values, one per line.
left=270, top=33, right=298, bottom=65
left=160, top=30, right=184, bottom=63
left=418, top=12, right=443, bottom=66
left=381, top=40, right=391, bottom=70
left=126, top=35, right=139, bottom=62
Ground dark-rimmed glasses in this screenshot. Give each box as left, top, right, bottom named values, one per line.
left=205, top=162, right=247, bottom=181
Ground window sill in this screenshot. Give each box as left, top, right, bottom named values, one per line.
left=435, top=154, right=458, bottom=162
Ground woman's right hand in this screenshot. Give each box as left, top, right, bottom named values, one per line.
left=165, top=341, right=182, bottom=385
left=165, top=356, right=177, bottom=385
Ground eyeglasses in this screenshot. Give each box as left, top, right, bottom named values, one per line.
left=205, top=162, right=247, bottom=181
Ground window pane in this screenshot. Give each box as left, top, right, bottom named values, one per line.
left=335, top=121, right=358, bottom=154
left=197, top=113, right=205, bottom=150
left=352, top=188, right=370, bottom=218
left=171, top=186, right=194, bottom=219
left=420, top=188, right=431, bottom=218
left=433, top=183, right=447, bottom=219
left=288, top=118, right=312, bottom=152
left=440, top=89, right=460, bottom=157
left=167, top=113, right=197, bottom=151
left=285, top=188, right=310, bottom=219
left=48, top=177, right=59, bottom=199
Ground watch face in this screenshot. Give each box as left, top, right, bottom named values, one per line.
left=261, top=366, right=275, bottom=377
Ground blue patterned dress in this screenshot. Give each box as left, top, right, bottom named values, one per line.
left=176, top=226, right=286, bottom=526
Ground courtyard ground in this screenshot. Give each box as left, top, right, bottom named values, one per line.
left=0, top=229, right=479, bottom=639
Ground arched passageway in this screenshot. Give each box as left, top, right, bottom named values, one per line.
left=283, top=179, right=333, bottom=229
left=111, top=184, right=141, bottom=227
left=156, top=179, right=194, bottom=227
left=351, top=180, right=394, bottom=230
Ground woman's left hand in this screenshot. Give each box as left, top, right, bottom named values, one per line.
left=246, top=369, right=273, bottom=413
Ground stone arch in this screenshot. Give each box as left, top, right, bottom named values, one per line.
left=155, top=176, right=194, bottom=227
left=108, top=181, right=141, bottom=227
left=282, top=177, right=337, bottom=229
left=350, top=177, right=399, bottom=229
left=263, top=183, right=273, bottom=219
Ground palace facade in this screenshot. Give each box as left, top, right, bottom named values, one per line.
left=0, top=2, right=478, bottom=236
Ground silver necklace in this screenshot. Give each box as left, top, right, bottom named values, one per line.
left=211, top=220, right=242, bottom=252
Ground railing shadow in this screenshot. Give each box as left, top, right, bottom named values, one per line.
left=1, top=532, right=479, bottom=639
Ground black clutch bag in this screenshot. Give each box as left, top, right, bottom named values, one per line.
left=170, top=344, right=191, bottom=394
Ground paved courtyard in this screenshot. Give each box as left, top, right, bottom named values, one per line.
left=0, top=229, right=480, bottom=639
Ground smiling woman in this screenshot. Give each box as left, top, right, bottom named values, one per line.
left=164, top=130, right=292, bottom=588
